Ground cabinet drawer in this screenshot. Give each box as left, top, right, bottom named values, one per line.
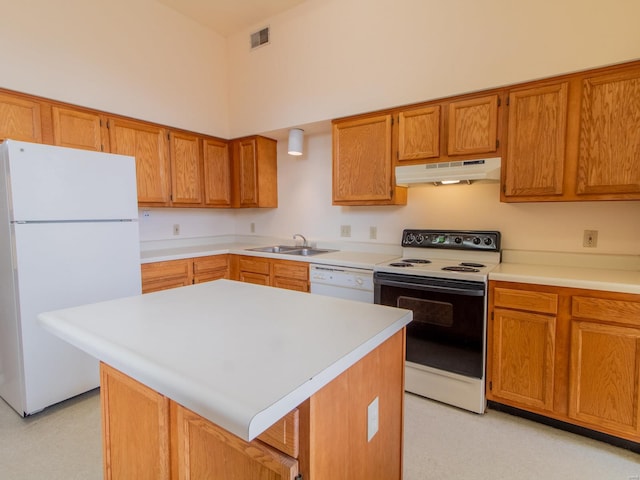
left=257, top=408, right=299, bottom=458
left=142, top=260, right=190, bottom=281
left=272, top=261, right=308, bottom=281
left=494, top=287, right=558, bottom=314
left=273, top=277, right=308, bottom=292
left=238, top=257, right=270, bottom=275
left=572, top=296, right=640, bottom=327
left=193, top=255, right=228, bottom=275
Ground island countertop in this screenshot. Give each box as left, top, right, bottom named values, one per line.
left=38, top=280, right=411, bottom=441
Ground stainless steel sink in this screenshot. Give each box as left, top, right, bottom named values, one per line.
left=245, top=245, right=335, bottom=256
left=284, top=248, right=333, bottom=256
left=245, top=245, right=300, bottom=253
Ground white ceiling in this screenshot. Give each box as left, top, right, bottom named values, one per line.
left=156, top=0, right=307, bottom=37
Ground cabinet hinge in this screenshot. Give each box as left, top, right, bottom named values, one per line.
left=502, top=183, right=506, bottom=194
left=506, top=96, right=510, bottom=106
left=391, top=116, right=394, bottom=126
left=496, top=139, right=499, bottom=149
left=101, top=144, right=104, bottom=152
left=491, top=311, right=494, bottom=320
left=497, top=96, right=501, bottom=107
left=489, top=381, right=493, bottom=391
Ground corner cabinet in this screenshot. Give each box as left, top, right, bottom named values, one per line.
left=502, top=61, right=640, bottom=202
left=0, top=91, right=43, bottom=143
left=332, top=114, right=407, bottom=206
left=488, top=281, right=640, bottom=443
left=231, top=136, right=277, bottom=208
left=141, top=255, right=230, bottom=294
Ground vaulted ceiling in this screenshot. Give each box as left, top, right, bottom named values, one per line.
left=156, top=0, right=307, bottom=37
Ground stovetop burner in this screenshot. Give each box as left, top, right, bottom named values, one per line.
left=442, top=266, right=480, bottom=272
left=460, top=262, right=485, bottom=268
left=389, top=262, right=413, bottom=267
left=401, top=258, right=432, bottom=264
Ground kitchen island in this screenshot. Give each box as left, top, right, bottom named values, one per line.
left=38, top=279, right=411, bottom=479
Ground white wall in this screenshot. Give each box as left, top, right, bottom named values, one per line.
left=0, top=0, right=229, bottom=137
left=227, top=0, right=640, bottom=136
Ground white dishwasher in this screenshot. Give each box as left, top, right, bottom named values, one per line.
left=309, top=264, right=374, bottom=303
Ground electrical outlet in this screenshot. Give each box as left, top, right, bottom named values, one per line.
left=340, top=225, right=351, bottom=238
left=369, top=226, right=377, bottom=240
left=367, top=397, right=379, bottom=442
left=142, top=209, right=151, bottom=221
left=173, top=224, right=180, bottom=236
left=250, top=222, right=255, bottom=233
left=583, top=229, right=598, bottom=248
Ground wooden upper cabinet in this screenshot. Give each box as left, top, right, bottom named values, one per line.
left=397, top=105, right=440, bottom=162
left=51, top=106, right=105, bottom=152
left=0, top=92, right=42, bottom=143
left=169, top=131, right=203, bottom=206
left=233, top=137, right=258, bottom=207
left=108, top=118, right=171, bottom=206
left=447, top=94, right=499, bottom=156
left=577, top=66, right=640, bottom=196
left=232, top=136, right=277, bottom=208
left=333, top=114, right=406, bottom=205
left=203, top=138, right=231, bottom=207
left=503, top=83, right=569, bottom=198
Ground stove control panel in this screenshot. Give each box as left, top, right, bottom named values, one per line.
left=401, top=229, right=501, bottom=251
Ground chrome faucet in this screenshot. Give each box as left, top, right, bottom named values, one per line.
left=293, top=233, right=308, bottom=247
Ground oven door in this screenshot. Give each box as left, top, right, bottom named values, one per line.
left=374, top=272, right=486, bottom=378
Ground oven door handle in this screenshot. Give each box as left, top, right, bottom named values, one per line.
left=375, top=279, right=485, bottom=296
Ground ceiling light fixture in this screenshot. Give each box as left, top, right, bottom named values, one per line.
left=288, top=128, right=304, bottom=156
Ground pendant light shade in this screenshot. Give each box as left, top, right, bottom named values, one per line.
left=288, top=128, right=304, bottom=156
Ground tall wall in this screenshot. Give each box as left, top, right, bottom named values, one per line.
left=0, top=0, right=229, bottom=137
left=227, top=0, right=640, bottom=136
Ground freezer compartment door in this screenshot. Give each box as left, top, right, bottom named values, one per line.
left=12, top=221, right=141, bottom=414
left=3, top=140, right=138, bottom=221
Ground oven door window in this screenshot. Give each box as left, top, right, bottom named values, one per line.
left=379, top=283, right=484, bottom=378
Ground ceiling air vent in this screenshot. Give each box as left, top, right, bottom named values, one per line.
left=250, top=27, right=270, bottom=50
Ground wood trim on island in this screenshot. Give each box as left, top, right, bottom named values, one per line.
left=100, top=328, right=406, bottom=480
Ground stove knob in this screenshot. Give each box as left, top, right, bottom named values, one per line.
left=406, top=233, right=416, bottom=244
left=415, top=234, right=424, bottom=244
left=484, top=237, right=493, bottom=246
left=454, top=236, right=462, bottom=244
left=473, top=237, right=481, bottom=245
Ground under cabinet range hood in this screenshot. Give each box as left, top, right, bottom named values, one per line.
left=395, top=157, right=501, bottom=186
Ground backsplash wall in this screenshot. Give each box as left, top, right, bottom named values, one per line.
left=140, top=133, right=640, bottom=256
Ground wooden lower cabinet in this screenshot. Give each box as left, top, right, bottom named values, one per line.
left=233, top=256, right=309, bottom=293
left=100, top=329, right=405, bottom=480
left=488, top=281, right=640, bottom=443
left=141, top=255, right=229, bottom=293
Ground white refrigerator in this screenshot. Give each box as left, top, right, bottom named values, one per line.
left=0, top=139, right=142, bottom=416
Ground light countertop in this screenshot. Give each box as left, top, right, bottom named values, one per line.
left=139, top=238, right=401, bottom=270
left=38, top=280, right=411, bottom=441
left=489, top=250, right=640, bottom=295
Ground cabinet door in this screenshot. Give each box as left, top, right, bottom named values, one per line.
left=272, top=260, right=309, bottom=292
left=51, top=106, right=104, bottom=152
left=109, top=119, right=171, bottom=206
left=490, top=308, right=556, bottom=411
left=504, top=83, right=568, bottom=197
left=234, top=138, right=259, bottom=207
left=203, top=138, right=231, bottom=207
left=397, top=105, right=440, bottom=162
left=569, top=321, right=640, bottom=437
left=0, top=92, right=42, bottom=142
left=141, top=259, right=192, bottom=293
left=174, top=404, right=299, bottom=480
left=577, top=67, right=640, bottom=195
left=101, top=364, right=170, bottom=480
left=447, top=95, right=498, bottom=156
left=169, top=131, right=203, bottom=205
left=192, top=255, right=229, bottom=284
left=333, top=114, right=396, bottom=204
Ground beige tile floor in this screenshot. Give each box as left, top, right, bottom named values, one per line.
left=1, top=390, right=638, bottom=479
